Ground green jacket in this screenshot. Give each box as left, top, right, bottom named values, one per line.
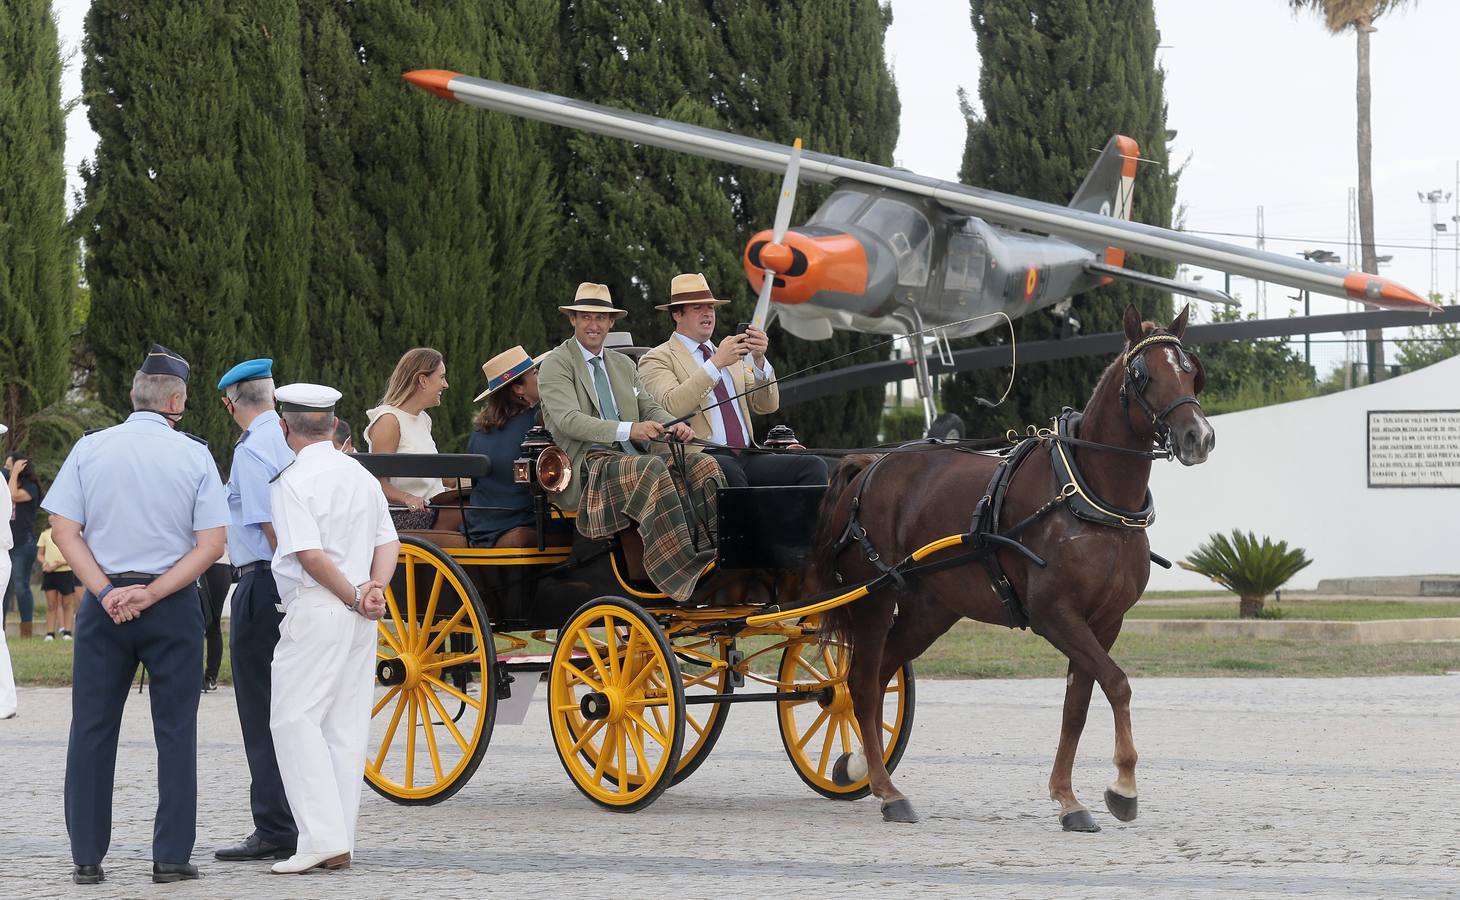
left=537, top=337, right=673, bottom=509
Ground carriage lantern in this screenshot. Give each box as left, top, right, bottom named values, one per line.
left=762, top=424, right=803, bottom=450
left=513, top=424, right=572, bottom=493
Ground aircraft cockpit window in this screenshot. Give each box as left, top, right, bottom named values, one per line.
left=858, top=198, right=931, bottom=286
left=944, top=233, right=985, bottom=293
left=807, top=191, right=867, bottom=225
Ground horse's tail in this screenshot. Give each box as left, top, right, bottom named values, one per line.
left=811, top=453, right=881, bottom=647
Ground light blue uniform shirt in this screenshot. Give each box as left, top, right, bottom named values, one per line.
left=225, top=409, right=295, bottom=565
left=42, top=412, right=230, bottom=576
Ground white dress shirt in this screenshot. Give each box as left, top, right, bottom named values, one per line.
left=577, top=340, right=634, bottom=443
left=270, top=441, right=397, bottom=602
left=672, top=332, right=774, bottom=446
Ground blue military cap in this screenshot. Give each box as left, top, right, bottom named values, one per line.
left=217, top=358, right=275, bottom=391
left=140, top=343, right=190, bottom=380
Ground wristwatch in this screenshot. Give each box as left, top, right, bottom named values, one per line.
left=350, top=585, right=363, bottom=613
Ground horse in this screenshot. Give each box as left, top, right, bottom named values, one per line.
left=812, top=304, right=1214, bottom=831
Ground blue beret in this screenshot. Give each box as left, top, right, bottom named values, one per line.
left=217, top=358, right=275, bottom=391
left=140, top=343, right=190, bottom=380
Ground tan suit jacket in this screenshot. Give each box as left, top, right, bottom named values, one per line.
left=538, top=337, right=672, bottom=510
left=637, top=335, right=779, bottom=451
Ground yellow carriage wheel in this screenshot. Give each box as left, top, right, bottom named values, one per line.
left=367, top=536, right=496, bottom=805
left=548, top=597, right=685, bottom=812
left=776, top=631, right=915, bottom=800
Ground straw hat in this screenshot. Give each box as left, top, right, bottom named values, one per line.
left=474, top=345, right=542, bottom=401
left=654, top=272, right=733, bottom=311
left=558, top=282, right=628, bottom=317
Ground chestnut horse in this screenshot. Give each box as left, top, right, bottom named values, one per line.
left=814, top=305, right=1214, bottom=830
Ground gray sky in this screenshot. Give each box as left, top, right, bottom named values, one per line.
left=56, top=0, right=1459, bottom=330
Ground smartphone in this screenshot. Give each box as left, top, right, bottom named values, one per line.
left=735, top=322, right=751, bottom=336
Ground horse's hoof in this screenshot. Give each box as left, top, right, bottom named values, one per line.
left=881, top=798, right=920, bottom=824
left=831, top=753, right=854, bottom=787
left=1104, top=788, right=1138, bottom=822
left=1060, top=809, right=1101, bottom=833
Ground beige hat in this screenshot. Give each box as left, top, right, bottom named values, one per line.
left=655, top=272, right=733, bottom=311
left=558, top=282, right=628, bottom=317
left=474, top=345, right=542, bottom=402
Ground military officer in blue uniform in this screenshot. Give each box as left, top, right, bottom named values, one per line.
left=212, top=358, right=299, bottom=863
left=42, top=344, right=229, bottom=886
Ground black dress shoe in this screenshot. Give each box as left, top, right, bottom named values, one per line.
left=215, top=832, right=295, bottom=861
left=153, top=862, right=201, bottom=883
left=72, top=864, right=104, bottom=884
left=202, top=674, right=219, bottom=692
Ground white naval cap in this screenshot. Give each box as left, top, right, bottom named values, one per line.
left=275, top=382, right=342, bottom=413
left=0, top=423, right=7, bottom=435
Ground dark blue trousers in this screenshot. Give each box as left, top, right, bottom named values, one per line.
left=65, top=583, right=202, bottom=865
left=229, top=569, right=297, bottom=846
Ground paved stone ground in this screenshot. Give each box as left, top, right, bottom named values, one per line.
left=0, top=676, right=1456, bottom=898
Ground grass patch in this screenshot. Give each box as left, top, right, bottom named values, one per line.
left=7, top=637, right=233, bottom=687
left=1128, top=600, right=1460, bottom=621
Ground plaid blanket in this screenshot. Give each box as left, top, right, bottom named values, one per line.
left=578, top=451, right=724, bottom=602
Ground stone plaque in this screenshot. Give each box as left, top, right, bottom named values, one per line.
left=1367, top=410, right=1460, bottom=488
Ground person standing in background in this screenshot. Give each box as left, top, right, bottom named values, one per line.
left=42, top=344, right=228, bottom=885
left=3, top=451, right=42, bottom=637
left=36, top=524, right=80, bottom=640
left=267, top=383, right=396, bottom=875
left=212, top=358, right=299, bottom=863
left=0, top=423, right=18, bottom=719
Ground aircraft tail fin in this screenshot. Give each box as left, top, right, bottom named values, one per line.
left=1070, top=135, right=1141, bottom=272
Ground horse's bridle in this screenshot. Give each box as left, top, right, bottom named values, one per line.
left=1118, top=332, right=1205, bottom=449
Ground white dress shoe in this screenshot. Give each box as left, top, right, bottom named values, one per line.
left=270, top=851, right=350, bottom=874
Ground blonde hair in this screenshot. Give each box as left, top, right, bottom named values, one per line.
left=379, top=347, right=444, bottom=409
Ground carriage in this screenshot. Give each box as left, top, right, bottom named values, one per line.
left=353, top=439, right=915, bottom=812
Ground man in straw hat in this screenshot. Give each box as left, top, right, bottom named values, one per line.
left=538, top=283, right=725, bottom=602
left=43, top=343, right=229, bottom=884
left=639, top=272, right=827, bottom=489
left=266, top=382, right=396, bottom=875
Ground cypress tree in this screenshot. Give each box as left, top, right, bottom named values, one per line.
left=235, top=0, right=312, bottom=377
left=81, top=0, right=248, bottom=455
left=558, top=2, right=742, bottom=331
left=0, top=0, right=76, bottom=449
left=942, top=0, right=1177, bottom=433
left=707, top=0, right=902, bottom=447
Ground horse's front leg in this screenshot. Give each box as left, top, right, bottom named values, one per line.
left=840, top=596, right=919, bottom=822
left=1049, top=662, right=1100, bottom=832
left=1100, top=622, right=1139, bottom=823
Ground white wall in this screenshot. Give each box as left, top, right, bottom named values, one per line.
left=1146, top=355, right=1460, bottom=590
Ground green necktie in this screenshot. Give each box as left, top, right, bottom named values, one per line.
left=590, top=356, right=638, bottom=455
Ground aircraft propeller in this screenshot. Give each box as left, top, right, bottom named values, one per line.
left=749, top=138, right=802, bottom=331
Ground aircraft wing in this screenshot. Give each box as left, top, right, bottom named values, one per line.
left=405, top=70, right=1437, bottom=313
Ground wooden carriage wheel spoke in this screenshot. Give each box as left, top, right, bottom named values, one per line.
left=795, top=655, right=829, bottom=683
left=576, top=627, right=610, bottom=680
left=625, top=709, right=668, bottom=747
left=416, top=688, right=445, bottom=782
left=373, top=689, right=410, bottom=770
left=372, top=685, right=402, bottom=718
left=622, top=650, right=661, bottom=696
left=649, top=700, right=667, bottom=735
left=418, top=604, right=470, bottom=659
left=625, top=723, right=651, bottom=778
left=564, top=663, right=605, bottom=694
left=616, top=727, right=629, bottom=794
left=383, top=594, right=409, bottom=652
left=685, top=709, right=705, bottom=737
left=419, top=651, right=483, bottom=672
left=795, top=707, right=832, bottom=750
left=592, top=724, right=617, bottom=782
left=620, top=628, right=644, bottom=684
left=817, top=721, right=837, bottom=776
left=838, top=717, right=853, bottom=751
left=624, top=696, right=670, bottom=708
left=421, top=672, right=482, bottom=711
left=376, top=623, right=405, bottom=656
left=420, top=682, right=470, bottom=753
left=602, top=617, right=621, bottom=682
left=414, top=569, right=445, bottom=654
left=405, top=556, right=418, bottom=645
left=882, top=720, right=896, bottom=736
left=569, top=718, right=606, bottom=756
left=404, top=693, right=419, bottom=788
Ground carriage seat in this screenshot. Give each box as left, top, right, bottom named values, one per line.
left=399, top=528, right=470, bottom=549
left=352, top=452, right=491, bottom=552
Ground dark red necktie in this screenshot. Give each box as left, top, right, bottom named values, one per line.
left=700, top=343, right=747, bottom=451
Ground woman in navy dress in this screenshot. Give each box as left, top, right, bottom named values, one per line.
left=465, top=346, right=571, bottom=547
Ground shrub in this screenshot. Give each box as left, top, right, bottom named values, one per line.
left=1179, top=530, right=1312, bottom=619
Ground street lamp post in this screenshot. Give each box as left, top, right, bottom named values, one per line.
left=1299, top=249, right=1343, bottom=372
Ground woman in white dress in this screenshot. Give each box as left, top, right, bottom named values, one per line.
left=365, top=348, right=451, bottom=529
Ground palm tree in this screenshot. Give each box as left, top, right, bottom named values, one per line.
left=1289, top=1, right=1416, bottom=382
left=1180, top=531, right=1313, bottom=618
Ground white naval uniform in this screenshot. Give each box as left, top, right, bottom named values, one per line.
left=267, top=441, right=396, bottom=856
left=0, top=479, right=16, bottom=718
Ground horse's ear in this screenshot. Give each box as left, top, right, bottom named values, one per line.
left=1123, top=304, right=1143, bottom=344
left=1169, top=304, right=1191, bottom=339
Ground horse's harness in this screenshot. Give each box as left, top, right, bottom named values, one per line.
left=829, top=333, right=1198, bottom=630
